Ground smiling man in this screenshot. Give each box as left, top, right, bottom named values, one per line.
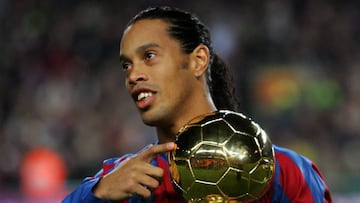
left=63, top=6, right=332, bottom=203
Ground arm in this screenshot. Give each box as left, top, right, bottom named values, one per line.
left=62, top=156, right=120, bottom=203
left=62, top=176, right=107, bottom=203
left=62, top=143, right=176, bottom=203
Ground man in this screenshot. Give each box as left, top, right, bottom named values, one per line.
left=63, top=6, right=332, bottom=203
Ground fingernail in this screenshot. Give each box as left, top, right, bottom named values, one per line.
left=170, top=143, right=177, bottom=151
left=167, top=142, right=175, bottom=150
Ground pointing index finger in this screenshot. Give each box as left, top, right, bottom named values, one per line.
left=139, top=142, right=176, bottom=162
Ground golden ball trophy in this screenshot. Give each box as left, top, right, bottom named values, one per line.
left=169, top=110, right=275, bottom=202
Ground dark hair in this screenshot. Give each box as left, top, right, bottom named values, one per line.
left=127, top=6, right=239, bottom=111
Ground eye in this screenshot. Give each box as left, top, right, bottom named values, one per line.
left=121, top=62, right=132, bottom=72
left=144, top=52, right=156, bottom=60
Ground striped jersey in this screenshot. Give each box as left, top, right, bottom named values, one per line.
left=62, top=145, right=332, bottom=203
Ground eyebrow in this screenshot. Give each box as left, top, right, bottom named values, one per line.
left=119, top=55, right=130, bottom=64
left=119, top=43, right=161, bottom=63
left=136, top=43, right=161, bottom=54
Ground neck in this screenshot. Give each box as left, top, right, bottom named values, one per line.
left=156, top=96, right=216, bottom=144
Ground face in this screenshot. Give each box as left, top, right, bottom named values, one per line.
left=120, top=19, right=199, bottom=128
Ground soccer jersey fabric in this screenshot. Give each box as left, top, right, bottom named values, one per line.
left=62, top=145, right=332, bottom=203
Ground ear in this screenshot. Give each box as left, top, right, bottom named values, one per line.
left=189, top=44, right=210, bottom=78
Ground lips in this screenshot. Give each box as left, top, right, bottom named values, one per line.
left=131, top=88, right=156, bottom=109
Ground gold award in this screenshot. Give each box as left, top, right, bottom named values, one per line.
left=169, top=110, right=275, bottom=202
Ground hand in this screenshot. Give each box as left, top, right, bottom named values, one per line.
left=93, top=142, right=175, bottom=201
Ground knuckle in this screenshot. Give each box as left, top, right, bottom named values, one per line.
left=157, top=168, right=164, bottom=177
left=148, top=145, right=157, bottom=154
left=154, top=179, right=160, bottom=188
left=143, top=190, right=151, bottom=199
left=126, top=179, right=137, bottom=189
left=149, top=178, right=160, bottom=189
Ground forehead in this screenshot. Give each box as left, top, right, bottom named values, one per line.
left=120, top=19, right=177, bottom=53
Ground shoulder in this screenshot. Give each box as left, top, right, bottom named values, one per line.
left=273, top=145, right=312, bottom=170
left=273, top=144, right=318, bottom=185
left=271, top=145, right=332, bottom=203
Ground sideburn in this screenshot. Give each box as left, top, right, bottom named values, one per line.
left=180, top=58, right=189, bottom=69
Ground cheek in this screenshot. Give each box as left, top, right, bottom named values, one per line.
left=157, top=57, right=191, bottom=95
left=124, top=79, right=130, bottom=91
left=167, top=73, right=193, bottom=98
left=124, top=79, right=133, bottom=96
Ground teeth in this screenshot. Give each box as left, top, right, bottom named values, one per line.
left=137, top=92, right=153, bottom=101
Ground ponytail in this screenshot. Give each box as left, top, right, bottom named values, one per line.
left=208, top=54, right=239, bottom=111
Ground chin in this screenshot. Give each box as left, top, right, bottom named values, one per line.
left=141, top=117, right=156, bottom=126
left=140, top=111, right=158, bottom=126
left=140, top=110, right=169, bottom=127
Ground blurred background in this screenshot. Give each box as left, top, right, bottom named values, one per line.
left=0, top=0, right=359, bottom=202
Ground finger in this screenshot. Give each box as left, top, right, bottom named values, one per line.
left=139, top=142, right=175, bottom=162
left=140, top=163, right=164, bottom=179
left=137, top=173, right=161, bottom=190
left=131, top=184, right=152, bottom=200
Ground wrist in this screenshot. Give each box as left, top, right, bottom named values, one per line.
left=92, top=177, right=107, bottom=199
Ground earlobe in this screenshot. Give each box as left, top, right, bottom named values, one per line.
left=191, top=44, right=210, bottom=77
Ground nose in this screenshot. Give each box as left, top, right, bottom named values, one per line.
left=127, top=64, right=148, bottom=86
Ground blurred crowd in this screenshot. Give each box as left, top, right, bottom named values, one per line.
left=0, top=0, right=359, bottom=201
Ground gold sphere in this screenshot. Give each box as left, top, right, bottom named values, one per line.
left=168, top=110, right=275, bottom=202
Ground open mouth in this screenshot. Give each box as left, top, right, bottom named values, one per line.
left=132, top=89, right=156, bottom=109
left=137, top=92, right=153, bottom=101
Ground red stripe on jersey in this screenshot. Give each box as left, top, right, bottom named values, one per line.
left=276, top=151, right=315, bottom=203
left=102, top=162, right=115, bottom=176
left=153, top=155, right=185, bottom=203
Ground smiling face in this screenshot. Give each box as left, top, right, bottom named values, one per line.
left=120, top=19, right=215, bottom=138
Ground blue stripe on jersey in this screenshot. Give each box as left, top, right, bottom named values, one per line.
left=274, top=145, right=327, bottom=203
left=271, top=157, right=291, bottom=203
